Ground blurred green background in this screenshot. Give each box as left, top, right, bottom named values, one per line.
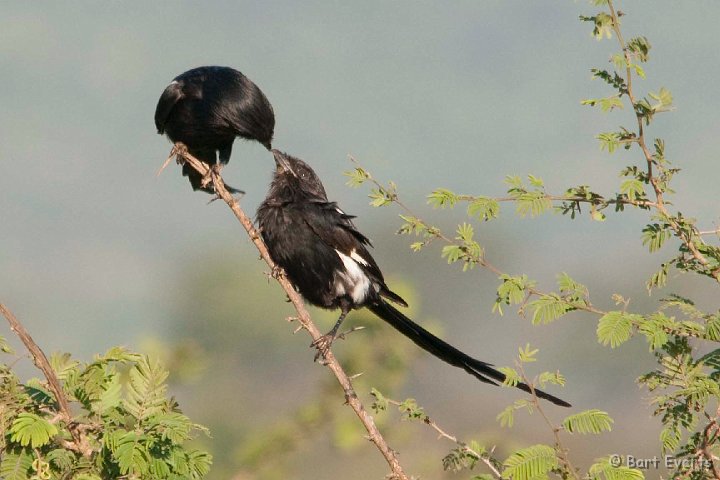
left=2, top=2, right=719, bottom=478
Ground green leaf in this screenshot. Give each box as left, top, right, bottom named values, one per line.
left=467, top=197, right=500, bottom=221
left=496, top=405, right=516, bottom=428
left=494, top=275, right=535, bottom=314
left=648, top=87, right=673, bottom=110
left=498, top=367, right=520, bottom=387
left=9, top=412, right=59, bottom=448
left=72, top=474, right=102, bottom=480
left=538, top=371, right=566, bottom=387
left=496, top=400, right=531, bottom=429
left=515, top=192, right=552, bottom=218
left=597, top=311, right=638, bottom=348
left=125, top=355, right=169, bottom=420
left=597, top=132, right=621, bottom=153
left=518, top=344, right=538, bottom=363
left=529, top=294, right=572, bottom=325
left=95, top=372, right=122, bottom=413
left=457, top=222, right=474, bottom=242
left=619, top=179, right=645, bottom=201
left=427, top=188, right=458, bottom=208
left=705, top=317, right=720, bottom=341
left=638, top=313, right=671, bottom=351
left=115, top=431, right=149, bottom=475
left=147, top=412, right=194, bottom=443
left=591, top=209, right=606, bottom=222
left=185, top=450, right=213, bottom=478
left=562, top=409, right=614, bottom=434
left=659, top=425, right=681, bottom=454
left=641, top=223, right=671, bottom=253
left=344, top=167, right=370, bottom=187
left=46, top=448, right=75, bottom=471
left=0, top=335, right=14, bottom=354
left=627, top=36, right=651, bottom=62
left=441, top=245, right=463, bottom=264
left=0, top=450, right=34, bottom=480
left=502, top=444, right=558, bottom=480
left=579, top=12, right=614, bottom=40
left=370, top=388, right=388, bottom=413
left=50, top=352, right=80, bottom=381
left=646, top=262, right=669, bottom=292
left=581, top=95, right=624, bottom=112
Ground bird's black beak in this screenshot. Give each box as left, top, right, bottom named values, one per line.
left=272, top=149, right=296, bottom=177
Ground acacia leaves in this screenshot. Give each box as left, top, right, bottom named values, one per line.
left=0, top=347, right=211, bottom=480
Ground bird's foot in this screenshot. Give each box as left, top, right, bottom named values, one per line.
left=199, top=165, right=217, bottom=191
left=156, top=143, right=188, bottom=177
left=311, top=333, right=337, bottom=362
left=270, top=265, right=283, bottom=279
left=173, top=143, right=188, bottom=165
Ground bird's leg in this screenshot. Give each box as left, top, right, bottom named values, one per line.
left=200, top=163, right=220, bottom=190
left=311, top=308, right=350, bottom=361
left=202, top=163, right=245, bottom=201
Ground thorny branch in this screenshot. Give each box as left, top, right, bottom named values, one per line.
left=382, top=396, right=502, bottom=479
left=606, top=0, right=720, bottom=283
left=165, top=144, right=410, bottom=480
left=0, top=303, right=92, bottom=456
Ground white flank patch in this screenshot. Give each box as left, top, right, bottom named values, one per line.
left=350, top=249, right=369, bottom=266
left=334, top=249, right=371, bottom=303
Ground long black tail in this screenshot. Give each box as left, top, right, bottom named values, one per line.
left=367, top=301, right=571, bottom=407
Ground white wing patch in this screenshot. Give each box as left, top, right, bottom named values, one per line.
left=334, top=249, right=371, bottom=303
left=350, top=249, right=369, bottom=266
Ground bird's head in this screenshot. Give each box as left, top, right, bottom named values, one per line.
left=270, top=150, right=328, bottom=201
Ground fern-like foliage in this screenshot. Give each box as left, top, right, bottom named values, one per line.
left=502, top=444, right=558, bottom=480
left=0, top=347, right=211, bottom=480
left=562, top=409, right=614, bottom=434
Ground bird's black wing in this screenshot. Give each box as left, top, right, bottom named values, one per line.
left=154, top=81, right=185, bottom=134
left=299, top=200, right=408, bottom=307
left=214, top=70, right=275, bottom=149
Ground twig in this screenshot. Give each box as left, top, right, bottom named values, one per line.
left=0, top=303, right=86, bottom=451
left=168, top=144, right=410, bottom=480
left=606, top=0, right=720, bottom=283
left=516, top=362, right=579, bottom=480
left=700, top=418, right=720, bottom=480
left=424, top=418, right=502, bottom=480
left=378, top=396, right=501, bottom=478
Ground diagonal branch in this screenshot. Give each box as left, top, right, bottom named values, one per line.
left=167, top=143, right=410, bottom=480
left=0, top=303, right=85, bottom=449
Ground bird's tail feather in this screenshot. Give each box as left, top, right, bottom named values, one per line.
left=367, top=301, right=571, bottom=407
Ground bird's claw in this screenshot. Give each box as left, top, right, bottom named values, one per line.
left=270, top=265, right=283, bottom=279
left=311, top=334, right=335, bottom=362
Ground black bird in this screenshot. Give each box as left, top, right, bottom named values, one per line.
left=257, top=150, right=570, bottom=407
left=155, top=66, right=275, bottom=194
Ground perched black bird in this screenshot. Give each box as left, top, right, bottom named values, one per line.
left=155, top=66, right=275, bottom=194
left=257, top=150, right=570, bottom=407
